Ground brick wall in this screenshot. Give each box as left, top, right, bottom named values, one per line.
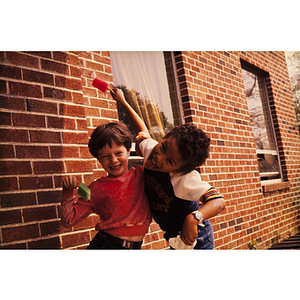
left=173, top=51, right=300, bottom=249
left=0, top=51, right=299, bottom=250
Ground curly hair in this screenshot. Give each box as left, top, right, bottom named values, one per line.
left=164, top=123, right=210, bottom=174
left=88, top=122, right=132, bottom=158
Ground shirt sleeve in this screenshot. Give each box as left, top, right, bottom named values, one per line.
left=200, top=187, right=224, bottom=204
left=170, top=170, right=212, bottom=201
left=60, top=187, right=94, bottom=227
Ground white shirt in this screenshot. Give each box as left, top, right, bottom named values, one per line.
left=139, top=138, right=211, bottom=201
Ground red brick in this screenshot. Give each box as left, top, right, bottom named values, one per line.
left=55, top=76, right=82, bottom=90
left=72, top=91, right=84, bottom=104
left=82, top=86, right=98, bottom=97
left=9, top=81, right=42, bottom=98
left=0, top=111, right=11, bottom=125
left=37, top=190, right=61, bottom=204
left=0, top=192, right=37, bottom=207
left=0, top=160, right=32, bottom=175
left=0, top=64, right=22, bottom=79
left=23, top=69, right=54, bottom=85
left=0, top=145, right=15, bottom=158
left=73, top=214, right=98, bottom=230
left=19, top=176, right=53, bottom=190
left=76, top=51, right=92, bottom=60
left=0, top=128, right=29, bottom=143
left=0, top=209, right=22, bottom=225
left=90, top=97, right=109, bottom=108
left=16, top=145, right=49, bottom=159
left=76, top=119, right=87, bottom=131
left=59, top=103, right=86, bottom=118
left=23, top=205, right=57, bottom=222
left=13, top=113, right=45, bottom=127
left=151, top=239, right=168, bottom=249
left=23, top=51, right=52, bottom=58
left=33, top=160, right=64, bottom=174
left=0, top=79, right=6, bottom=93
left=2, top=223, right=40, bottom=243
left=62, top=132, right=89, bottom=144
left=26, top=99, right=58, bottom=114
left=92, top=54, right=111, bottom=65
left=101, top=109, right=118, bottom=119
left=0, top=177, right=18, bottom=192
left=64, top=118, right=77, bottom=130
left=79, top=146, right=92, bottom=158
left=82, top=173, right=95, bottom=186
left=5, top=52, right=39, bottom=68
left=0, top=242, right=27, bottom=249
left=43, top=86, right=72, bottom=100
left=40, top=220, right=61, bottom=236
left=41, top=58, right=69, bottom=75
left=61, top=231, right=91, bottom=248
left=70, top=66, right=82, bottom=78
left=65, top=160, right=94, bottom=173
left=29, top=130, right=61, bottom=143
left=46, top=116, right=65, bottom=129
left=86, top=60, right=104, bottom=71
left=0, top=95, right=26, bottom=110
left=50, top=145, right=79, bottom=158
left=28, top=236, right=61, bottom=249
left=53, top=51, right=80, bottom=65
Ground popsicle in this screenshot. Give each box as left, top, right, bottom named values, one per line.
left=77, top=183, right=91, bottom=201
left=92, top=78, right=111, bottom=93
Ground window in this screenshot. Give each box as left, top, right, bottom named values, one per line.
left=241, top=60, right=282, bottom=184
left=110, top=51, right=182, bottom=167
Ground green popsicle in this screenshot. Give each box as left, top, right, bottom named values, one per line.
left=77, top=183, right=91, bottom=201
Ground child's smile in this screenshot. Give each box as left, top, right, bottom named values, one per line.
left=148, top=136, right=186, bottom=173
left=97, top=142, right=131, bottom=177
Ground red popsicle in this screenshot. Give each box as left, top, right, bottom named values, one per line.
left=92, top=78, right=111, bottom=93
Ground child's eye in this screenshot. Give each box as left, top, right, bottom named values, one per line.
left=167, top=158, right=173, bottom=166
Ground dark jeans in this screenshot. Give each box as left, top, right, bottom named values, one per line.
left=194, top=219, right=214, bottom=249
left=87, top=230, right=143, bottom=250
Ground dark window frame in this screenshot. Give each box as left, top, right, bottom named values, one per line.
left=241, top=59, right=285, bottom=184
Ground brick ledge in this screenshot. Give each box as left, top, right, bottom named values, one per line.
left=262, top=181, right=290, bottom=193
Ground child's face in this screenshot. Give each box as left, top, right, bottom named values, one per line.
left=97, top=141, right=130, bottom=177
left=148, top=136, right=186, bottom=173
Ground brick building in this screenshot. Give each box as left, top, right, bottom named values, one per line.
left=0, top=51, right=299, bottom=250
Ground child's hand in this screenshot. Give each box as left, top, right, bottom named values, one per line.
left=135, top=131, right=151, bottom=156
left=136, top=131, right=151, bottom=141
left=63, top=175, right=78, bottom=190
left=180, top=213, right=199, bottom=245
left=110, top=88, right=126, bottom=105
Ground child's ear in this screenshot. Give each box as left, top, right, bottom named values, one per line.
left=127, top=148, right=131, bottom=157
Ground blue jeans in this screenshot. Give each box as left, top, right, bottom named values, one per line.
left=169, top=219, right=214, bottom=250
left=194, top=219, right=214, bottom=249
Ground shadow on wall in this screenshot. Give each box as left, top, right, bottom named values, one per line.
left=0, top=51, right=96, bottom=249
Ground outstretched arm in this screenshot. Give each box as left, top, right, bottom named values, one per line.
left=110, top=88, right=149, bottom=135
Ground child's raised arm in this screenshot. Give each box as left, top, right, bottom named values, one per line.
left=110, top=88, right=149, bottom=135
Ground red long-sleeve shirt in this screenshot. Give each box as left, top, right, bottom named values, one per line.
left=61, top=166, right=152, bottom=236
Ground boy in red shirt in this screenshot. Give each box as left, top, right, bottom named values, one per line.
left=61, top=115, right=152, bottom=249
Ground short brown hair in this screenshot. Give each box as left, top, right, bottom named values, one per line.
left=88, top=122, right=132, bottom=158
